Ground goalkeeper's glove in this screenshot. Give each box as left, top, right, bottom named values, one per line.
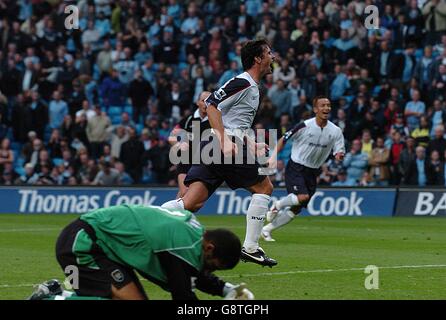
left=223, top=283, right=255, bottom=300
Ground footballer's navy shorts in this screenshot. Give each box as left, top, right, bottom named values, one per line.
left=176, top=163, right=192, bottom=175
left=184, top=137, right=266, bottom=195
left=285, top=160, right=320, bottom=207
left=55, top=218, right=147, bottom=299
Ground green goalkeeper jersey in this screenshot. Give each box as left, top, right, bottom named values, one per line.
left=79, top=204, right=204, bottom=287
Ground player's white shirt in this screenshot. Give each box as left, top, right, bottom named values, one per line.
left=284, top=117, right=345, bottom=169
left=205, top=71, right=259, bottom=140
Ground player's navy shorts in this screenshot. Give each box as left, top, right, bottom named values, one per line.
left=55, top=218, right=147, bottom=299
left=184, top=137, right=266, bottom=195
left=285, top=160, right=320, bottom=207
left=176, top=163, right=192, bottom=175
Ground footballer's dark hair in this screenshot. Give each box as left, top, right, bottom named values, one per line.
left=312, top=96, right=330, bottom=108
left=204, top=229, right=241, bottom=269
left=241, top=39, right=270, bottom=71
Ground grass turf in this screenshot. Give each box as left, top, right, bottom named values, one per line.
left=0, top=214, right=445, bottom=300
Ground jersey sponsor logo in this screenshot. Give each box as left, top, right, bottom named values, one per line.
left=308, top=142, right=328, bottom=148
left=111, top=269, right=125, bottom=283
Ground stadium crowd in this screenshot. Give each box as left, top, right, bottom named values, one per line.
left=0, top=0, right=445, bottom=187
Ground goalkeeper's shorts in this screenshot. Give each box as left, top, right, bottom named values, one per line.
left=55, top=218, right=147, bottom=298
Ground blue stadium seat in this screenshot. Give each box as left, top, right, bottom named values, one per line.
left=53, top=158, right=64, bottom=167
left=14, top=166, right=25, bottom=176
left=111, top=115, right=121, bottom=125
left=136, top=124, right=144, bottom=135
left=11, top=142, right=22, bottom=152
left=14, top=156, right=25, bottom=167
left=108, top=106, right=122, bottom=116
left=124, top=105, right=133, bottom=115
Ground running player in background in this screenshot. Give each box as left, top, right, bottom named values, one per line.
left=28, top=204, right=254, bottom=300
left=262, top=97, right=345, bottom=242
left=162, top=39, right=277, bottom=267
left=169, top=91, right=211, bottom=198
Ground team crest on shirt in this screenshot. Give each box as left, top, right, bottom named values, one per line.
left=111, top=269, right=124, bottom=282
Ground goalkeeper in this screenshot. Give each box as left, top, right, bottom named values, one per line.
left=28, top=204, right=253, bottom=300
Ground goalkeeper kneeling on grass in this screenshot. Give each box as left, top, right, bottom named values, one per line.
left=28, top=204, right=254, bottom=300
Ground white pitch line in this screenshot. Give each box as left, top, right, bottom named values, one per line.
left=222, top=264, right=446, bottom=279
left=0, top=228, right=60, bottom=233
left=1, top=264, right=446, bottom=290
left=0, top=283, right=37, bottom=288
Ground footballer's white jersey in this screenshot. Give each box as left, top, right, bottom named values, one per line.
left=283, top=117, right=345, bottom=169
left=205, top=72, right=259, bottom=139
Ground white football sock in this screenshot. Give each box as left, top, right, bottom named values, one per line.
left=243, top=193, right=270, bottom=253
left=161, top=198, right=185, bottom=210
left=276, top=193, right=299, bottom=210
left=263, top=208, right=295, bottom=232
left=62, top=290, right=75, bottom=297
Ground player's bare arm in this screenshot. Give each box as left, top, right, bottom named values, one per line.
left=267, top=136, right=285, bottom=169
left=206, top=104, right=238, bottom=157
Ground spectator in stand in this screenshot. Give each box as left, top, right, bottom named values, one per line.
left=331, top=169, right=357, bottom=187
left=48, top=90, right=68, bottom=130
left=414, top=46, right=435, bottom=91
left=15, top=163, right=39, bottom=185
left=361, top=129, right=374, bottom=158
left=411, top=115, right=431, bottom=148
left=268, top=79, right=292, bottom=119
left=0, top=138, right=14, bottom=175
left=330, top=64, right=350, bottom=104
left=0, top=0, right=445, bottom=187
left=114, top=161, right=134, bottom=185
left=92, top=160, right=120, bottom=186
left=143, top=137, right=171, bottom=184
left=86, top=104, right=111, bottom=159
left=404, top=89, right=425, bottom=132
left=128, top=69, right=154, bottom=124
left=391, top=113, right=410, bottom=138
left=108, top=125, right=129, bottom=160
left=60, top=115, right=76, bottom=143
left=404, top=146, right=428, bottom=186
left=389, top=130, right=406, bottom=185
left=343, top=139, right=369, bottom=185
left=368, top=137, right=390, bottom=186
left=427, top=124, right=446, bottom=160
left=432, top=63, right=446, bottom=101
left=26, top=138, right=44, bottom=168
left=429, top=100, right=446, bottom=138
left=75, top=100, right=96, bottom=121
left=218, top=61, right=239, bottom=88
left=28, top=91, right=48, bottom=140
left=426, top=150, right=444, bottom=185
left=120, top=126, right=144, bottom=184
left=422, top=0, right=446, bottom=45
left=291, top=95, right=312, bottom=123
left=34, top=149, right=53, bottom=174
left=273, top=58, right=296, bottom=84
left=100, top=69, right=126, bottom=108
left=333, top=108, right=353, bottom=142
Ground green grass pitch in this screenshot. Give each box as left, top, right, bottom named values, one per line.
left=0, top=214, right=445, bottom=300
